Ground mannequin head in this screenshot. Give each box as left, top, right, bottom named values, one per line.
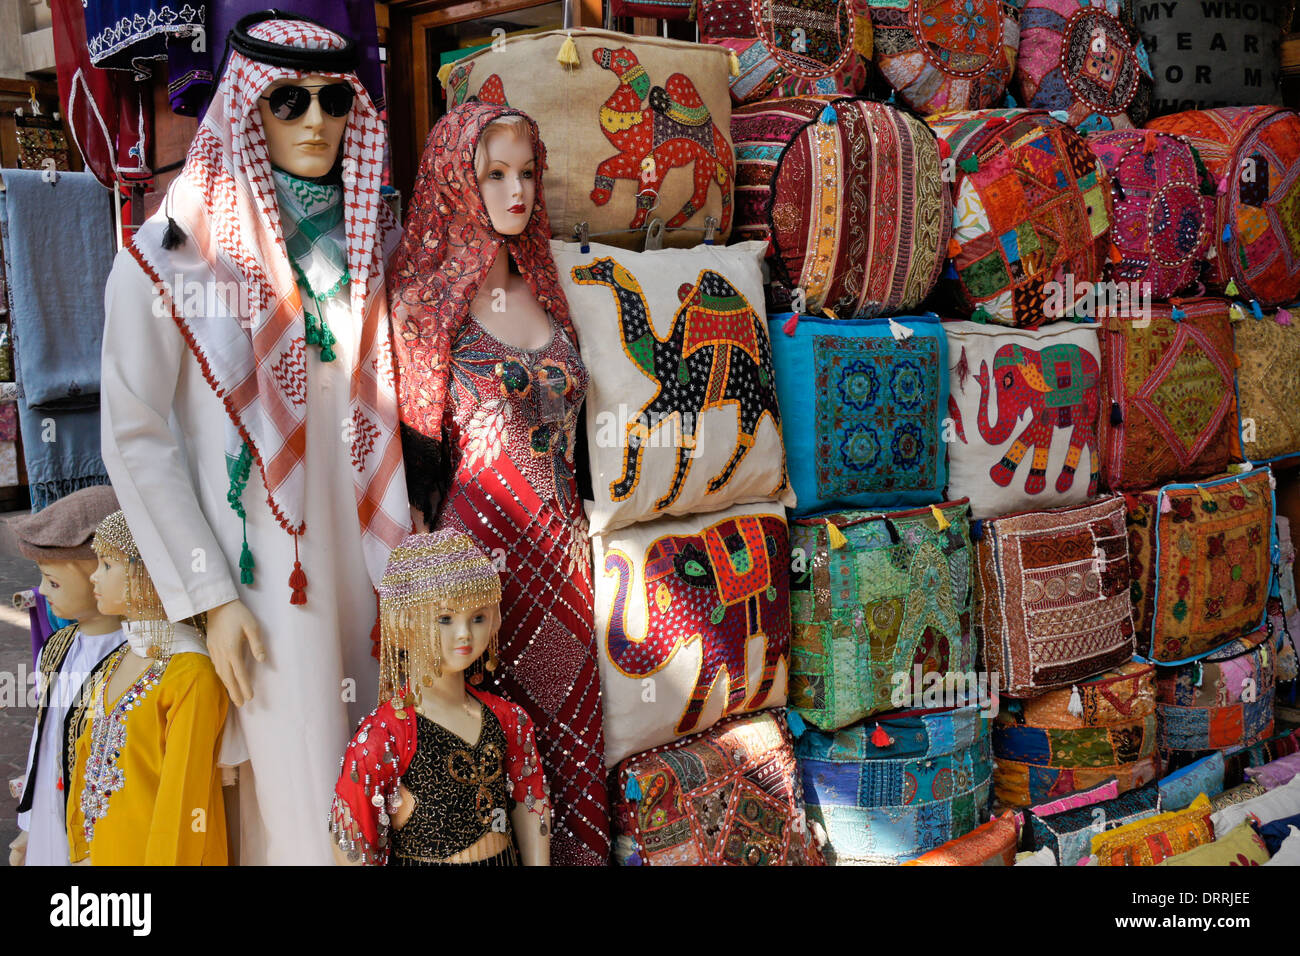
left=89, top=551, right=129, bottom=618
left=38, top=559, right=104, bottom=622
left=257, top=73, right=350, bottom=178
left=429, top=603, right=502, bottom=677
left=475, top=116, right=536, bottom=236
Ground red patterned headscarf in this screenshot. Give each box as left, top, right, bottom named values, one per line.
left=389, top=101, right=577, bottom=443
left=130, top=18, right=410, bottom=593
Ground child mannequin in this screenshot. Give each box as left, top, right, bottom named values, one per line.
left=65, top=511, right=228, bottom=865
left=330, top=531, right=550, bottom=865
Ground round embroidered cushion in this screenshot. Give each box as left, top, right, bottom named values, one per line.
left=930, top=108, right=1113, bottom=328
left=1086, top=129, right=1215, bottom=299
left=1147, top=106, right=1300, bottom=308
left=731, top=96, right=952, bottom=317
left=698, top=0, right=874, bottom=104
left=867, top=0, right=1021, bottom=115
left=1013, top=0, right=1153, bottom=131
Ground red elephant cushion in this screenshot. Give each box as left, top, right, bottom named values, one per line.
left=592, top=502, right=791, bottom=766
left=1097, top=299, right=1241, bottom=492
left=945, top=320, right=1103, bottom=520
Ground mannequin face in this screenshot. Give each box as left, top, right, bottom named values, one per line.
left=257, top=73, right=348, bottom=178
left=90, top=553, right=130, bottom=618
left=37, top=559, right=102, bottom=621
left=429, top=603, right=500, bottom=676
left=476, top=128, right=535, bottom=236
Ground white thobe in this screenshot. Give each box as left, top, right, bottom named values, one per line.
left=100, top=252, right=378, bottom=865
left=18, top=626, right=125, bottom=866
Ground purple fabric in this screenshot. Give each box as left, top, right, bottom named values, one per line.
left=1246, top=752, right=1300, bottom=791
left=25, top=587, right=55, bottom=665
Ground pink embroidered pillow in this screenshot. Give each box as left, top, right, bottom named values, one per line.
left=1030, top=778, right=1121, bottom=818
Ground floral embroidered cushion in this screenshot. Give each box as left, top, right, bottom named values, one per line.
left=1146, top=107, right=1300, bottom=307
left=1085, top=129, right=1215, bottom=299
left=788, top=501, right=976, bottom=729
left=1091, top=792, right=1214, bottom=865
left=1028, top=780, right=1161, bottom=866
left=770, top=315, right=948, bottom=514
left=591, top=502, right=790, bottom=766
left=1157, top=819, right=1269, bottom=866
left=1233, top=310, right=1300, bottom=463
left=1158, top=751, right=1225, bottom=811
left=929, top=110, right=1113, bottom=328
left=976, top=495, right=1136, bottom=697
left=945, top=320, right=1103, bottom=519
left=1097, top=299, right=1241, bottom=491
left=698, top=0, right=873, bottom=104
left=903, top=810, right=1020, bottom=865
left=1211, top=781, right=1267, bottom=813
left=613, top=710, right=824, bottom=865
left=797, top=705, right=992, bottom=864
left=1014, top=0, right=1153, bottom=132
left=731, top=97, right=951, bottom=317
left=443, top=29, right=734, bottom=249
left=867, top=0, right=1022, bottom=115
left=554, top=240, right=794, bottom=534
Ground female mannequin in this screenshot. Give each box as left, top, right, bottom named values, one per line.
left=330, top=531, right=549, bottom=866
left=390, top=102, right=610, bottom=865
left=97, top=14, right=409, bottom=864
left=66, top=511, right=227, bottom=865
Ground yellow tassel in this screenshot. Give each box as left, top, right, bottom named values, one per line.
left=826, top=521, right=848, bottom=550
left=930, top=505, right=950, bottom=530
left=557, top=34, right=580, bottom=68
left=729, top=51, right=741, bottom=77
left=1197, top=485, right=1213, bottom=503
left=436, top=61, right=454, bottom=88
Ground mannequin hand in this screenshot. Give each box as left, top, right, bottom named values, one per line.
left=8, top=830, right=27, bottom=867
left=207, top=599, right=265, bottom=707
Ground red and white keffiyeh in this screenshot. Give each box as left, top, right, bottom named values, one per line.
left=129, top=18, right=409, bottom=592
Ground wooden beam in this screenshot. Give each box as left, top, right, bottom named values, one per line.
left=388, top=5, right=419, bottom=206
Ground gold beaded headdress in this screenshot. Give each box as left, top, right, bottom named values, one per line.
left=377, top=530, right=503, bottom=704
left=91, top=510, right=179, bottom=659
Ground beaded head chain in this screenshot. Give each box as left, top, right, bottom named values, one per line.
left=377, top=530, right=503, bottom=704
left=92, top=510, right=173, bottom=659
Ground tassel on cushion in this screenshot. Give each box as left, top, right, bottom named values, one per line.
left=958, top=156, right=979, bottom=174
left=782, top=313, right=800, bottom=336
left=556, top=34, right=580, bottom=68
left=930, top=505, right=949, bottom=530
left=871, top=724, right=893, bottom=748
left=820, top=103, right=838, bottom=124
left=1278, top=308, right=1293, bottom=326
left=826, top=521, right=848, bottom=550
left=971, top=306, right=991, bottom=324
left=436, top=61, right=454, bottom=88
left=624, top=774, right=642, bottom=801
left=1160, top=495, right=1172, bottom=513
left=888, top=317, right=913, bottom=341
left=728, top=50, right=740, bottom=77
left=1067, top=685, right=1083, bottom=717
left=1226, top=277, right=1240, bottom=296
left=1111, top=401, right=1123, bottom=425
left=786, top=710, right=807, bottom=738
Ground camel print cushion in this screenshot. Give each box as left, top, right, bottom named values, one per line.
left=591, top=502, right=790, bottom=766
left=443, top=29, right=734, bottom=249
left=945, top=321, right=1102, bottom=519
left=554, top=239, right=794, bottom=534
left=1097, top=300, right=1241, bottom=491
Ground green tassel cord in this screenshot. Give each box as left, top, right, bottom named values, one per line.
left=290, top=261, right=347, bottom=364
left=227, top=442, right=255, bottom=585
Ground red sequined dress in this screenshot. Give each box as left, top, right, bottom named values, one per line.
left=434, top=314, right=610, bottom=865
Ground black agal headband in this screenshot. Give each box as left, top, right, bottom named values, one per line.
left=228, top=9, right=360, bottom=73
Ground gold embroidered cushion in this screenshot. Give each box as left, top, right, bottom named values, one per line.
left=1091, top=792, right=1214, bottom=865
left=1232, top=310, right=1300, bottom=462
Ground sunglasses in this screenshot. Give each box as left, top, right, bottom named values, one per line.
left=260, top=82, right=356, bottom=121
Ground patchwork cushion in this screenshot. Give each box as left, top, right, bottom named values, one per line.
left=1086, top=129, right=1216, bottom=299
left=591, top=502, right=790, bottom=766
left=1158, top=751, right=1226, bottom=811
left=1233, top=310, right=1300, bottom=463
left=903, top=810, right=1020, bottom=864
left=1156, top=626, right=1276, bottom=769
left=1158, top=819, right=1270, bottom=866
left=732, top=97, right=951, bottom=318
left=1029, top=780, right=1162, bottom=865
left=976, top=495, right=1136, bottom=697
left=613, top=710, right=824, bottom=865
left=867, top=0, right=1021, bottom=114
left=1146, top=106, right=1300, bottom=307
left=444, top=29, right=734, bottom=248
left=770, top=315, right=948, bottom=513
left=1091, top=792, right=1214, bottom=865
left=945, top=320, right=1102, bottom=519
left=789, top=501, right=976, bottom=729
left=994, top=662, right=1159, bottom=806
left=1124, top=467, right=1274, bottom=662
left=1014, top=0, right=1154, bottom=132
left=698, top=0, right=873, bottom=104
left=929, top=109, right=1113, bottom=328
left=1097, top=299, right=1241, bottom=491
left=554, top=240, right=794, bottom=534
left=797, top=705, right=993, bottom=864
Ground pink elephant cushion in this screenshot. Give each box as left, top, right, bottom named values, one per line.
left=591, top=501, right=791, bottom=766
left=944, top=320, right=1103, bottom=519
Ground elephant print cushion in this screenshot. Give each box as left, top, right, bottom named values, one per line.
left=591, top=502, right=790, bottom=766
left=930, top=109, right=1114, bottom=328
left=788, top=500, right=975, bottom=731
left=697, top=0, right=873, bottom=104
left=1097, top=300, right=1241, bottom=492
left=554, top=239, right=793, bottom=534
left=976, top=495, right=1136, bottom=698
left=945, top=320, right=1102, bottom=519
left=443, top=29, right=734, bottom=249
left=613, top=710, right=824, bottom=865
left=1233, top=310, right=1300, bottom=463
left=1124, top=468, right=1274, bottom=663
left=1146, top=107, right=1300, bottom=308
left=866, top=0, right=1021, bottom=114
left=1013, top=0, right=1153, bottom=132
left=769, top=314, right=948, bottom=514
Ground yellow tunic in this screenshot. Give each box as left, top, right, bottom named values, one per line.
left=67, top=650, right=228, bottom=865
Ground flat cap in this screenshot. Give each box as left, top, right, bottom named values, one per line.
left=1, top=485, right=120, bottom=562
